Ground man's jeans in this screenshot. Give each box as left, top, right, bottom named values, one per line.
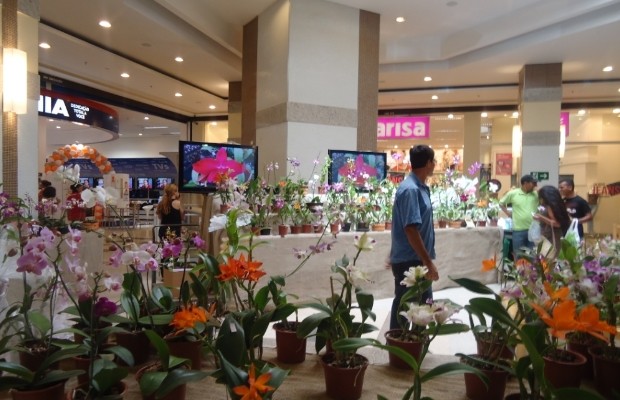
left=390, top=261, right=433, bottom=330
left=512, top=230, right=533, bottom=259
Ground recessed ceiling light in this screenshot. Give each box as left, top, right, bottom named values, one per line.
left=99, top=20, right=111, bottom=28
left=486, top=135, right=490, bottom=140
left=209, top=105, right=216, bottom=110
left=48, top=118, right=54, bottom=122
left=603, top=66, right=613, bottom=72
left=512, top=111, right=519, bottom=118
left=119, top=133, right=123, bottom=137
left=138, top=133, right=143, bottom=136
left=210, top=121, right=218, bottom=126
left=424, top=76, right=432, bottom=82
left=144, top=116, right=150, bottom=120
left=175, top=56, right=184, bottom=62
left=120, top=72, right=130, bottom=78
left=39, top=42, right=51, bottom=49
left=144, top=126, right=169, bottom=129
left=431, top=95, right=438, bottom=100
left=56, top=126, right=61, bottom=129
left=481, top=112, right=488, bottom=118
left=175, top=92, right=182, bottom=97
left=444, top=144, right=449, bottom=149
left=448, top=114, right=454, bottom=119
left=395, top=17, right=405, bottom=23
left=578, top=109, right=586, bottom=116
left=613, top=108, right=620, bottom=114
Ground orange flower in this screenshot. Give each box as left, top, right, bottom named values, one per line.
left=542, top=282, right=569, bottom=307
left=575, top=304, right=617, bottom=342
left=515, top=258, right=530, bottom=269
left=232, top=364, right=274, bottom=400
left=239, top=254, right=266, bottom=282
left=219, top=254, right=265, bottom=282
left=481, top=256, right=497, bottom=272
left=531, top=299, right=578, bottom=339
left=170, top=304, right=212, bottom=330
left=218, top=257, right=243, bottom=281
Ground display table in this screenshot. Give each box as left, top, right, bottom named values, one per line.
left=251, top=227, right=502, bottom=302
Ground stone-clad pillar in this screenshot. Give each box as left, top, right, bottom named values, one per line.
left=517, top=63, right=562, bottom=186
left=242, top=0, right=379, bottom=178
left=1, top=0, right=40, bottom=198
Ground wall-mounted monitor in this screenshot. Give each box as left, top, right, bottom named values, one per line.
left=178, top=141, right=258, bottom=193
left=328, top=149, right=388, bottom=187
left=137, top=177, right=153, bottom=189
left=156, top=177, right=173, bottom=189
left=95, top=178, right=104, bottom=188
left=79, top=177, right=93, bottom=188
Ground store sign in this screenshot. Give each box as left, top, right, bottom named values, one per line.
left=377, top=116, right=430, bottom=139
left=65, top=158, right=177, bottom=178
left=560, top=111, right=569, bottom=136
left=38, top=89, right=119, bottom=133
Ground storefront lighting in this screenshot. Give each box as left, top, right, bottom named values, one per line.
left=512, top=124, right=521, bottom=174
left=3, top=48, right=27, bottom=114
left=559, top=126, right=566, bottom=159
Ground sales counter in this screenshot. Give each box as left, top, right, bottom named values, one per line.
left=250, top=227, right=502, bottom=302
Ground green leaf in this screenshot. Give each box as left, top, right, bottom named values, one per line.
left=145, top=330, right=170, bottom=369
left=297, top=311, right=330, bottom=338
left=431, top=323, right=469, bottom=335
left=120, top=292, right=141, bottom=326
left=36, top=369, right=83, bottom=388
left=451, top=277, right=497, bottom=296
left=139, top=371, right=167, bottom=397
left=216, top=315, right=246, bottom=367
left=254, top=285, right=270, bottom=312
left=156, top=368, right=208, bottom=398
left=27, top=310, right=52, bottom=337
left=420, top=362, right=488, bottom=384
left=104, top=345, right=135, bottom=367
left=138, top=314, right=173, bottom=326
left=92, top=365, right=129, bottom=395
left=272, top=304, right=296, bottom=322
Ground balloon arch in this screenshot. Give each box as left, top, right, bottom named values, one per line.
left=44, top=144, right=114, bottom=174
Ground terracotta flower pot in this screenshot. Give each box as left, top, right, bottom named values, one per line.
left=301, top=224, right=313, bottom=233
left=462, top=356, right=509, bottom=400
left=449, top=220, right=463, bottom=229
left=290, top=225, right=302, bottom=234
left=165, top=338, right=202, bottom=370
left=273, top=322, right=306, bottom=364
left=589, top=345, right=620, bottom=399
left=329, top=222, right=340, bottom=236
left=10, top=381, right=66, bottom=400
left=18, top=340, right=60, bottom=372
left=543, top=348, right=586, bottom=389
left=277, top=224, right=289, bottom=237
left=371, top=223, right=385, bottom=232
left=384, top=329, right=424, bottom=370
left=438, top=219, right=448, bottom=228
left=320, top=353, right=368, bottom=400
left=384, top=221, right=392, bottom=231
left=115, top=329, right=151, bottom=365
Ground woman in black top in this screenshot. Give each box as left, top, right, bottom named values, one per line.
left=156, top=184, right=183, bottom=241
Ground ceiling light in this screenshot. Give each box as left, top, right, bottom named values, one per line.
left=486, top=135, right=490, bottom=140
left=175, top=92, right=182, bottom=97
left=48, top=118, right=54, bottom=122
left=120, top=72, right=130, bottom=78
left=56, top=126, right=61, bottom=129
left=481, top=112, right=488, bottom=118
left=99, top=20, right=111, bottom=28
left=138, top=133, right=143, bottom=136
left=39, top=42, right=50, bottom=49
left=431, top=95, right=438, bottom=100
left=577, top=109, right=586, bottom=116
left=512, top=111, right=519, bottom=118
left=144, top=126, right=169, bottom=129
left=144, top=116, right=150, bottom=120
left=424, top=76, right=432, bottom=82
left=395, top=17, right=405, bottom=23
left=209, top=105, right=216, bottom=110
left=448, top=114, right=454, bottom=119
left=603, top=66, right=613, bottom=72
left=175, top=56, right=184, bottom=62
left=393, top=145, right=398, bottom=149
left=612, top=108, right=620, bottom=114
left=210, top=122, right=218, bottom=126
left=444, top=144, right=449, bottom=149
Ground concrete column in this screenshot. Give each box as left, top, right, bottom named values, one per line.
left=228, top=81, right=242, bottom=144
left=463, top=112, right=481, bottom=172
left=518, top=63, right=562, bottom=186
left=1, top=0, right=39, bottom=198
left=242, top=0, right=379, bottom=178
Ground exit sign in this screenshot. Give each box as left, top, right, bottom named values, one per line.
left=530, top=171, right=549, bottom=181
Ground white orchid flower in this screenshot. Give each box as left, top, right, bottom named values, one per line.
left=354, top=232, right=376, bottom=251
left=399, top=304, right=435, bottom=327
left=400, top=266, right=428, bottom=287
left=431, top=300, right=461, bottom=324
left=81, top=186, right=119, bottom=207
left=209, top=215, right=227, bottom=232
left=121, top=250, right=152, bottom=267
left=347, top=265, right=372, bottom=288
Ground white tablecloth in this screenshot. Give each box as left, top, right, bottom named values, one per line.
left=250, top=227, right=502, bottom=302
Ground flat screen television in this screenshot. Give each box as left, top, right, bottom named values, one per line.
left=137, top=177, right=153, bottom=189
left=156, top=177, right=173, bottom=189
left=95, top=178, right=104, bottom=188
left=328, top=149, right=388, bottom=187
left=178, top=141, right=258, bottom=193
left=79, top=177, right=94, bottom=188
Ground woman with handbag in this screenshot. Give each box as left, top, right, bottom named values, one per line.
left=533, top=185, right=571, bottom=258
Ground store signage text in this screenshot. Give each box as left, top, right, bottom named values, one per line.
left=39, top=95, right=90, bottom=120
left=377, top=116, right=430, bottom=139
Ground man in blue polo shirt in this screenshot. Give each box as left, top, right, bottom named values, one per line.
left=499, top=174, right=539, bottom=258
left=389, top=145, right=439, bottom=330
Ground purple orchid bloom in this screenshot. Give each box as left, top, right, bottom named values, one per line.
left=94, top=297, right=117, bottom=317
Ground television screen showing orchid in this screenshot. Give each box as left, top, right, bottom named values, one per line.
left=327, top=149, right=387, bottom=188
left=178, top=140, right=258, bottom=193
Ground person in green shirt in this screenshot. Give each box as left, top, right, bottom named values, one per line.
left=499, top=174, right=539, bottom=258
